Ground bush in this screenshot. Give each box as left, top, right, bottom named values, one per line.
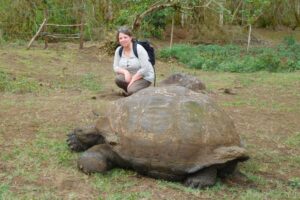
left=140, top=8, right=172, bottom=39
left=158, top=41, right=300, bottom=73
left=188, top=57, right=205, bottom=69
left=258, top=52, right=281, bottom=72
left=283, top=35, right=296, bottom=46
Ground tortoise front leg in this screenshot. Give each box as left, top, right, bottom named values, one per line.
left=77, top=144, right=116, bottom=174
left=184, top=166, right=217, bottom=189
left=67, top=126, right=104, bottom=152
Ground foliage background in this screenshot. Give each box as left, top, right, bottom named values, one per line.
left=1, top=0, right=300, bottom=41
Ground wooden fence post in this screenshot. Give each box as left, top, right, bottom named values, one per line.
left=79, top=7, right=84, bottom=49
left=44, top=8, right=49, bottom=49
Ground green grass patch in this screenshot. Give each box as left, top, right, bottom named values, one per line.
left=0, top=126, right=75, bottom=180
left=289, top=177, right=300, bottom=189
left=159, top=40, right=300, bottom=72
left=0, top=70, right=41, bottom=93
left=0, top=183, right=12, bottom=199
left=34, top=126, right=77, bottom=167
left=284, top=132, right=300, bottom=148
left=238, top=187, right=300, bottom=200
left=98, top=191, right=152, bottom=200
left=157, top=179, right=208, bottom=196
left=93, top=169, right=152, bottom=199
left=80, top=73, right=103, bottom=92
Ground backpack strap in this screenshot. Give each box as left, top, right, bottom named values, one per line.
left=118, top=42, right=139, bottom=58
left=132, top=41, right=139, bottom=58
left=118, top=46, right=123, bottom=57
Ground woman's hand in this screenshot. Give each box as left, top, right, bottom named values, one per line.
left=124, top=71, right=132, bottom=83
left=116, top=68, right=131, bottom=83
left=127, top=73, right=142, bottom=90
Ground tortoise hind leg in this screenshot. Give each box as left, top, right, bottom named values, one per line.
left=184, top=167, right=217, bottom=189
left=217, top=160, right=238, bottom=178
left=77, top=144, right=115, bottom=174
left=67, top=126, right=104, bottom=152
left=217, top=160, right=252, bottom=187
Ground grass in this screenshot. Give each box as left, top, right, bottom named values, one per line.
left=0, top=70, right=41, bottom=93
left=0, top=124, right=81, bottom=199
left=284, top=132, right=300, bottom=147
left=92, top=169, right=153, bottom=199
left=80, top=73, right=103, bottom=92
left=0, top=44, right=300, bottom=199
left=0, top=49, right=103, bottom=93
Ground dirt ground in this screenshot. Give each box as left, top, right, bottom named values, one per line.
left=0, top=33, right=300, bottom=199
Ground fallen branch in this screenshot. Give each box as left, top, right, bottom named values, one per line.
left=45, top=23, right=84, bottom=27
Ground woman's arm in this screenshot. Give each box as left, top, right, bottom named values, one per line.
left=127, top=45, right=153, bottom=89
left=127, top=72, right=142, bottom=89
left=116, top=68, right=132, bottom=83
left=113, top=47, right=131, bottom=83
left=135, top=44, right=153, bottom=77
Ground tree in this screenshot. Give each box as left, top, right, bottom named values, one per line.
left=238, top=0, right=271, bottom=51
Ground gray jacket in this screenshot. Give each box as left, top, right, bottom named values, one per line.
left=113, top=44, right=154, bottom=83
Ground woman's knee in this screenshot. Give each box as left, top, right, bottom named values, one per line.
left=115, top=75, right=128, bottom=91
left=127, top=80, right=151, bottom=95
left=127, top=86, right=141, bottom=95
left=115, top=74, right=125, bottom=85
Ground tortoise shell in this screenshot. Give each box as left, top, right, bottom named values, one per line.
left=96, top=86, right=248, bottom=174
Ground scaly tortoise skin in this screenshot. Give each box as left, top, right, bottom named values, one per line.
left=67, top=85, right=249, bottom=188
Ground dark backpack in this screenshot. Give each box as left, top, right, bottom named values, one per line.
left=118, top=40, right=156, bottom=86
left=118, top=40, right=155, bottom=66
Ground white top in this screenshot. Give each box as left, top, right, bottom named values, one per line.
left=113, top=44, right=154, bottom=82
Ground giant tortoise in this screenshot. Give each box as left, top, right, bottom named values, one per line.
left=67, top=85, right=249, bottom=188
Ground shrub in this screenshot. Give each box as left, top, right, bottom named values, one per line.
left=158, top=41, right=300, bottom=73
left=283, top=35, right=296, bottom=46
left=258, top=52, right=281, bottom=72
left=188, top=57, right=205, bottom=69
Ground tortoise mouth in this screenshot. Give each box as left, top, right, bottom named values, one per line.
left=237, top=155, right=250, bottom=162
left=108, top=141, right=118, bottom=146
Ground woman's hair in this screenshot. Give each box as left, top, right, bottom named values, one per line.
left=116, top=26, right=133, bottom=42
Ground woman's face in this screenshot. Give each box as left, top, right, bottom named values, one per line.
left=118, top=32, right=132, bottom=48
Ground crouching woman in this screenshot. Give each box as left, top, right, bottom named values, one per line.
left=113, top=26, right=154, bottom=96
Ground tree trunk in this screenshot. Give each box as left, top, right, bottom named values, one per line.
left=219, top=0, right=225, bottom=27
left=106, top=0, right=113, bottom=21
left=181, top=12, right=186, bottom=27
left=230, top=0, right=242, bottom=24
left=247, top=24, right=252, bottom=52
left=219, top=11, right=224, bottom=27
left=293, top=0, right=300, bottom=27
left=170, top=15, right=174, bottom=48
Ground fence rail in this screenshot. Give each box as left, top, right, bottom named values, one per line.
left=27, top=8, right=85, bottom=49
